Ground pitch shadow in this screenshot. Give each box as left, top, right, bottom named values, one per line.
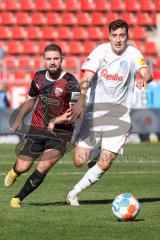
left=27, top=197, right=160, bottom=207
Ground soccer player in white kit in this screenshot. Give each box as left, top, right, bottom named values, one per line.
left=66, top=19, right=153, bottom=206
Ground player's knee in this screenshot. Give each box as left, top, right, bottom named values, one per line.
left=73, top=157, right=85, bottom=167
left=98, top=155, right=115, bottom=171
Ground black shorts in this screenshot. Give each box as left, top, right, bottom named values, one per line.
left=17, top=127, right=73, bottom=158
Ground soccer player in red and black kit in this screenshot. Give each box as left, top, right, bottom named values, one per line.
left=4, top=44, right=80, bottom=208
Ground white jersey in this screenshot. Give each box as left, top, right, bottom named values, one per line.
left=81, top=43, right=148, bottom=113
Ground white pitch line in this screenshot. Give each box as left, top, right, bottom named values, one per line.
left=0, top=171, right=160, bottom=176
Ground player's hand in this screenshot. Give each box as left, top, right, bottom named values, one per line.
left=10, top=118, right=23, bottom=132
left=70, top=98, right=85, bottom=121
left=47, top=118, right=56, bottom=133
left=47, top=108, right=73, bottom=133
left=136, top=78, right=147, bottom=89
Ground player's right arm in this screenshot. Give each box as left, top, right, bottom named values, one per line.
left=11, top=97, right=37, bottom=132
left=70, top=70, right=95, bottom=121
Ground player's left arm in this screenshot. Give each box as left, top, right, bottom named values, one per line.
left=136, top=67, right=153, bottom=89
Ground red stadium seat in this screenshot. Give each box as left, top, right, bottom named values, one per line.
left=11, top=27, right=26, bottom=39
left=61, top=13, right=76, bottom=25
left=64, top=56, right=80, bottom=68
left=72, top=27, right=88, bottom=40
left=80, top=0, right=95, bottom=11
left=134, top=40, right=144, bottom=53
left=19, top=0, right=35, bottom=11
left=120, top=13, right=137, bottom=26
left=15, top=12, right=31, bottom=25
left=131, top=27, right=146, bottom=40
left=7, top=41, right=22, bottom=54
left=34, top=0, right=51, bottom=11
left=45, top=13, right=62, bottom=25
left=69, top=41, right=84, bottom=55
left=5, top=0, right=20, bottom=10
left=144, top=42, right=158, bottom=55
left=0, top=12, right=15, bottom=25
left=125, top=0, right=140, bottom=12
left=139, top=0, right=155, bottom=11
left=65, top=0, right=81, bottom=11
left=22, top=41, right=38, bottom=54
left=19, top=57, right=34, bottom=68
left=95, top=0, right=111, bottom=11
left=0, top=27, right=11, bottom=39
left=30, top=12, right=46, bottom=25
left=26, top=27, right=42, bottom=39
left=110, top=0, right=124, bottom=12
left=150, top=13, right=157, bottom=25
left=76, top=12, right=92, bottom=26
left=104, top=13, right=119, bottom=24
left=57, top=27, right=73, bottom=40
left=136, top=13, right=152, bottom=26
left=87, top=27, right=103, bottom=40
left=14, top=71, right=30, bottom=81
left=33, top=58, right=44, bottom=69
left=37, top=41, right=50, bottom=54
left=50, top=0, right=65, bottom=11
left=5, top=57, right=19, bottom=69
left=41, top=27, right=58, bottom=40
left=83, top=41, right=97, bottom=55
left=91, top=12, right=105, bottom=26
left=54, top=40, right=70, bottom=55
left=155, top=0, right=160, bottom=12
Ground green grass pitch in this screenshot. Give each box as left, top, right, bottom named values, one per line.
left=0, top=143, right=160, bottom=240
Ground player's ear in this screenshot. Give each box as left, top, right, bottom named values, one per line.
left=61, top=56, right=64, bottom=63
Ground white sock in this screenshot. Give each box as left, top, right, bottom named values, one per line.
left=69, top=164, right=104, bottom=196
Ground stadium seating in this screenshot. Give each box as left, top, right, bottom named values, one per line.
left=61, top=13, right=76, bottom=25
left=65, top=0, right=81, bottom=11
left=11, top=27, right=26, bottom=40
left=95, top=0, right=110, bottom=11
left=41, top=27, right=58, bottom=40
left=45, top=12, right=62, bottom=25
left=139, top=0, right=155, bottom=12
left=30, top=12, right=46, bottom=25
left=0, top=12, right=15, bottom=25
left=0, top=0, right=159, bottom=82
left=80, top=0, right=95, bottom=11
left=7, top=41, right=23, bottom=54
left=15, top=12, right=31, bottom=25
left=76, top=12, right=92, bottom=25
left=20, top=0, right=35, bottom=11
left=5, top=0, right=20, bottom=11
left=110, top=0, right=125, bottom=12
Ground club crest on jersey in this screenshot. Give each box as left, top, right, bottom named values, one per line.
left=55, top=87, right=63, bottom=97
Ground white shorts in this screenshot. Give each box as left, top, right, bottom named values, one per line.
left=74, top=114, right=131, bottom=155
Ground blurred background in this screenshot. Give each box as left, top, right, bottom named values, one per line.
left=0, top=0, right=160, bottom=143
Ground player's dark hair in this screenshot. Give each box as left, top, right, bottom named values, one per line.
left=44, top=44, right=63, bottom=56
left=109, top=19, right=129, bottom=35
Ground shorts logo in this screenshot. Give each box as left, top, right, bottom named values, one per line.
left=55, top=87, right=63, bottom=97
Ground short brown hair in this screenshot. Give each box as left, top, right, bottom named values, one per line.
left=109, top=19, right=129, bottom=35
left=44, top=44, right=62, bottom=56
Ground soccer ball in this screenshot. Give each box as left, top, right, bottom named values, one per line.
left=112, top=193, right=140, bottom=221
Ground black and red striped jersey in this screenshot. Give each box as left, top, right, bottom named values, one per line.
left=28, top=70, right=80, bottom=131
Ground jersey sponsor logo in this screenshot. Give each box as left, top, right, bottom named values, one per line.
left=55, top=87, right=63, bottom=97
left=40, top=95, right=61, bottom=106
left=100, top=69, right=123, bottom=81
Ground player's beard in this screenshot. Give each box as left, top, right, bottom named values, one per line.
left=47, top=66, right=62, bottom=80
